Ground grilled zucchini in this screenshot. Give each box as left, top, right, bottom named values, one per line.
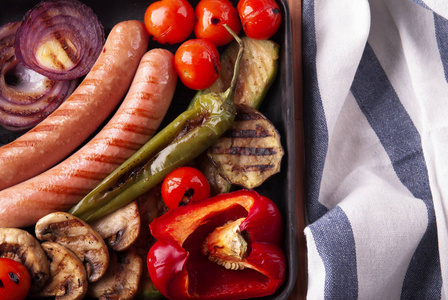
left=193, top=36, right=279, bottom=109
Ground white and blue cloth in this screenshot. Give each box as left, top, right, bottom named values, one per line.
left=302, top=0, right=448, bottom=298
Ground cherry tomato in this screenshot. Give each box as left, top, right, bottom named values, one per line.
left=237, top=0, right=282, bottom=40
left=161, top=166, right=211, bottom=210
left=0, top=258, right=31, bottom=300
left=174, top=39, right=221, bottom=90
left=194, top=0, right=242, bottom=47
left=144, top=0, right=195, bottom=44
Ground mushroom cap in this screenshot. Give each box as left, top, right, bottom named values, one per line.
left=90, top=201, right=141, bottom=252
left=87, top=248, right=143, bottom=300
left=35, top=212, right=109, bottom=282
left=0, top=227, right=50, bottom=292
left=38, top=242, right=88, bottom=300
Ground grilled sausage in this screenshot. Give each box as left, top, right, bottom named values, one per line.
left=0, top=48, right=177, bottom=228
left=0, top=20, right=149, bottom=190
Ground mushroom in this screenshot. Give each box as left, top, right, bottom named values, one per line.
left=0, top=227, right=50, bottom=292
left=38, top=241, right=88, bottom=300
left=87, top=248, right=143, bottom=300
left=90, top=201, right=141, bottom=252
left=35, top=212, right=109, bottom=282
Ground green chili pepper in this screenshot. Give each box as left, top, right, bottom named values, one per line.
left=68, top=26, right=244, bottom=223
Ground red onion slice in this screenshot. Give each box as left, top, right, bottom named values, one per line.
left=0, top=73, right=76, bottom=116
left=1, top=50, right=56, bottom=104
left=0, top=78, right=76, bottom=131
left=14, top=0, right=105, bottom=81
left=0, top=21, right=77, bottom=132
left=0, top=22, right=20, bottom=40
left=0, top=112, right=43, bottom=132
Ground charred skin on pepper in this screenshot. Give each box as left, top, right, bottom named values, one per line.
left=68, top=26, right=244, bottom=223
left=148, top=189, right=286, bottom=299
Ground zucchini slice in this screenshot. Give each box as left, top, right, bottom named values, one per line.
left=193, top=36, right=280, bottom=109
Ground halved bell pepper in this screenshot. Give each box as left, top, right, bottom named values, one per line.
left=147, top=189, right=286, bottom=300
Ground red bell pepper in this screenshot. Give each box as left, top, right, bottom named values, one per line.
left=147, top=189, right=286, bottom=300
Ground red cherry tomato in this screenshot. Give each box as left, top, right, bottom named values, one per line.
left=161, top=166, right=211, bottom=210
left=0, top=258, right=31, bottom=300
left=144, top=0, right=195, bottom=44
left=237, top=0, right=282, bottom=40
left=174, top=39, right=221, bottom=90
left=194, top=0, right=242, bottom=47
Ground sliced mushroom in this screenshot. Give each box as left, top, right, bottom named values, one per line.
left=35, top=212, right=109, bottom=282
left=87, top=248, right=143, bottom=300
left=90, top=201, right=141, bottom=252
left=38, top=242, right=88, bottom=300
left=0, top=227, right=50, bottom=292
left=136, top=187, right=165, bottom=238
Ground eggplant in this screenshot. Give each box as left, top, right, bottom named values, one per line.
left=208, top=105, right=284, bottom=189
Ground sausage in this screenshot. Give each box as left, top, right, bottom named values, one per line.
left=0, top=20, right=149, bottom=190
left=0, top=48, right=177, bottom=228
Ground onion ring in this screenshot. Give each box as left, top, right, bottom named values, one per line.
left=0, top=21, right=77, bottom=132
left=14, top=0, right=105, bottom=81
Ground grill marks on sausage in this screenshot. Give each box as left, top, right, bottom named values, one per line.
left=82, top=153, right=127, bottom=166
left=0, top=139, right=38, bottom=149
left=98, top=137, right=142, bottom=151
left=13, top=135, right=148, bottom=198
left=55, top=169, right=110, bottom=181
left=108, top=122, right=156, bottom=136
left=15, top=65, right=170, bottom=198
left=77, top=79, right=104, bottom=90
left=26, top=182, right=91, bottom=197
left=134, top=91, right=155, bottom=102
left=122, top=107, right=159, bottom=120
left=47, top=107, right=78, bottom=118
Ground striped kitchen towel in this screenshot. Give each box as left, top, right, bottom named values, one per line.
left=302, top=0, right=448, bottom=299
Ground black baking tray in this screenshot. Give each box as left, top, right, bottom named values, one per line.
left=0, top=0, right=298, bottom=299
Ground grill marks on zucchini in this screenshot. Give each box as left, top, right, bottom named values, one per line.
left=191, top=36, right=279, bottom=110
left=208, top=105, right=283, bottom=189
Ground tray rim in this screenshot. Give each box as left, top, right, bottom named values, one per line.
left=0, top=0, right=299, bottom=299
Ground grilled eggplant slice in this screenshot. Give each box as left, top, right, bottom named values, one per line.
left=192, top=36, right=279, bottom=109
left=196, top=153, right=232, bottom=196
left=194, top=37, right=280, bottom=191
left=208, top=105, right=284, bottom=189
